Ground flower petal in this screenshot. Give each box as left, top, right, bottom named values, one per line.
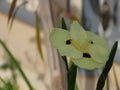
left=70, top=21, right=87, bottom=45
left=50, top=28, right=82, bottom=58
left=86, top=31, right=109, bottom=63
left=71, top=58, right=104, bottom=70
left=89, top=44, right=109, bottom=63
left=50, top=28, right=70, bottom=48
left=86, top=31, right=109, bottom=50
left=59, top=46, right=82, bottom=58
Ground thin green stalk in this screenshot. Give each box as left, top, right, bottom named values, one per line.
left=67, top=63, right=77, bottom=90
left=62, top=56, right=68, bottom=71
left=0, top=76, right=6, bottom=84
left=0, top=40, right=34, bottom=90
left=61, top=18, right=69, bottom=71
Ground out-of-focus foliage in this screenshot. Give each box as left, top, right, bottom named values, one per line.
left=7, top=0, right=44, bottom=61
left=0, top=40, right=34, bottom=90
left=35, top=12, right=44, bottom=60
left=8, top=0, right=17, bottom=24
left=8, top=0, right=27, bottom=30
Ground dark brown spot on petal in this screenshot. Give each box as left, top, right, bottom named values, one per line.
left=91, top=41, right=93, bottom=44
left=66, top=39, right=71, bottom=45
left=83, top=53, right=91, bottom=58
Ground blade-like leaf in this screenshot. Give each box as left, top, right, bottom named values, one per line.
left=61, top=18, right=67, bottom=29
left=62, top=56, right=68, bottom=71
left=8, top=0, right=17, bottom=24
left=75, top=82, right=79, bottom=90
left=3, top=81, right=13, bottom=90
left=0, top=77, right=13, bottom=90
left=0, top=39, right=34, bottom=90
left=9, top=1, right=27, bottom=30
left=35, top=12, right=44, bottom=60
left=0, top=63, right=11, bottom=70
left=96, top=41, right=118, bottom=90
left=60, top=18, right=68, bottom=70
left=0, top=76, right=6, bottom=84
left=67, top=63, right=77, bottom=90
left=58, top=17, right=67, bottom=29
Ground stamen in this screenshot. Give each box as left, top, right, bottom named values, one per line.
left=66, top=39, right=91, bottom=53
left=71, top=40, right=82, bottom=51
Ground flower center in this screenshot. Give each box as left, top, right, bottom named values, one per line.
left=66, top=39, right=93, bottom=51
left=71, top=39, right=92, bottom=52
left=66, top=39, right=93, bottom=58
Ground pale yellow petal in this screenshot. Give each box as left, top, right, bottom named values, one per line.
left=50, top=28, right=70, bottom=48
left=71, top=58, right=104, bottom=70
left=70, top=21, right=87, bottom=45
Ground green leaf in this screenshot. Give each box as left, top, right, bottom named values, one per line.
left=96, top=41, right=118, bottom=90
left=61, top=18, right=67, bottom=29
left=62, top=56, right=68, bottom=71
left=0, top=76, right=6, bottom=84
left=35, top=12, right=44, bottom=60
left=67, top=63, right=77, bottom=90
left=0, top=39, right=34, bottom=90
left=60, top=18, right=69, bottom=71
left=3, top=81, right=14, bottom=90
left=0, top=63, right=11, bottom=70
left=0, top=77, right=13, bottom=90
left=75, top=82, right=79, bottom=90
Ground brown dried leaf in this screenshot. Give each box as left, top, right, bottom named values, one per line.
left=8, top=0, right=17, bottom=24
left=35, top=12, right=44, bottom=61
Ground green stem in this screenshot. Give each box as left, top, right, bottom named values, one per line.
left=62, top=56, right=69, bottom=71
left=67, top=63, right=77, bottom=90
left=0, top=40, right=34, bottom=90
left=0, top=76, right=6, bottom=84
left=61, top=18, right=69, bottom=71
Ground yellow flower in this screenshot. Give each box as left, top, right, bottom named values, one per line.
left=50, top=21, right=109, bottom=70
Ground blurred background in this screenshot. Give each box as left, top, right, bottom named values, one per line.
left=0, top=0, right=120, bottom=90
